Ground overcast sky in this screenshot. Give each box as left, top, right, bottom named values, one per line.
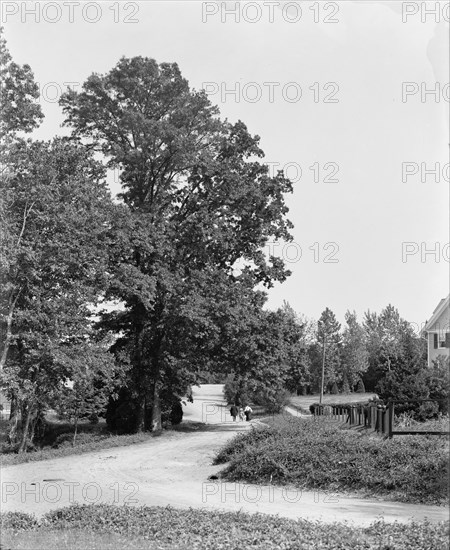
left=3, top=0, right=449, bottom=330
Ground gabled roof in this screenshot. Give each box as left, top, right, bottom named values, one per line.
left=422, top=295, right=450, bottom=335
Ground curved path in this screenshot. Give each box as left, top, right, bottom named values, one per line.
left=1, top=385, right=447, bottom=526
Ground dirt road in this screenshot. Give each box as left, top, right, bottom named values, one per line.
left=1, top=385, right=447, bottom=526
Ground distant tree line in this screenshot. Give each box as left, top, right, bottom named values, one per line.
left=225, top=303, right=449, bottom=416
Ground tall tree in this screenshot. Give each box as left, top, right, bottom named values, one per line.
left=60, top=57, right=293, bottom=431
left=341, top=310, right=369, bottom=389
left=310, top=308, right=341, bottom=392
left=0, top=28, right=43, bottom=372
left=362, top=304, right=421, bottom=391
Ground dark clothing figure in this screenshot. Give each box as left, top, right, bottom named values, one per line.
left=230, top=405, right=238, bottom=421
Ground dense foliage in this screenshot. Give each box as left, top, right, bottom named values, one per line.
left=214, top=417, right=448, bottom=504
left=222, top=302, right=308, bottom=412
left=60, top=55, right=293, bottom=433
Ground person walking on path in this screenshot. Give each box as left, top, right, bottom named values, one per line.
left=238, top=407, right=245, bottom=421
left=244, top=405, right=253, bottom=421
left=230, top=404, right=238, bottom=421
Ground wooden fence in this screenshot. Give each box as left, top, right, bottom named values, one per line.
left=312, top=400, right=450, bottom=438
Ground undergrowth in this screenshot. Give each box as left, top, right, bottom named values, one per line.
left=1, top=504, right=449, bottom=550
left=214, top=416, right=449, bottom=504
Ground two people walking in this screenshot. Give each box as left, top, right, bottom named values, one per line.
left=230, top=404, right=252, bottom=422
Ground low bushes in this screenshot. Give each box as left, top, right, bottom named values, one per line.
left=1, top=511, right=38, bottom=530
left=51, top=431, right=110, bottom=449
left=214, top=417, right=449, bottom=504
left=1, top=504, right=449, bottom=550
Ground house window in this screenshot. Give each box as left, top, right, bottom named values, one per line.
left=433, top=333, right=438, bottom=349
left=439, top=332, right=450, bottom=349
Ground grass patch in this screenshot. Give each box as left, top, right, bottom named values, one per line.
left=1, top=504, right=449, bottom=550
left=214, top=416, right=449, bottom=505
left=394, top=413, right=450, bottom=433
left=1, top=432, right=154, bottom=467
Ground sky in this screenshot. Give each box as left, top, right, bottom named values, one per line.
left=2, top=0, right=449, bottom=330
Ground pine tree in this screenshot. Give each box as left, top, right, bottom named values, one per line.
left=312, top=308, right=341, bottom=392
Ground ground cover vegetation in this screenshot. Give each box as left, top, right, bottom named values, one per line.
left=1, top=505, right=449, bottom=550
left=214, top=416, right=449, bottom=505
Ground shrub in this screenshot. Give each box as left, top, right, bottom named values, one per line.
left=342, top=375, right=351, bottom=394
left=169, top=401, right=183, bottom=425
left=0, top=440, right=36, bottom=454
left=88, top=413, right=99, bottom=424
left=215, top=417, right=448, bottom=504
left=356, top=379, right=366, bottom=393
left=52, top=432, right=108, bottom=449
left=331, top=382, right=339, bottom=394
left=252, top=388, right=291, bottom=414
left=105, top=388, right=137, bottom=434
left=1, top=511, right=38, bottom=530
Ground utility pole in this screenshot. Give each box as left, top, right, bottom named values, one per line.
left=319, top=333, right=326, bottom=405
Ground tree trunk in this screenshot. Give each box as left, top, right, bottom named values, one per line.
left=134, top=320, right=146, bottom=432
left=151, top=380, right=162, bottom=433
left=73, top=418, right=78, bottom=446
left=29, top=412, right=38, bottom=444
left=8, top=395, right=20, bottom=446
left=135, top=394, right=146, bottom=433
left=149, top=338, right=163, bottom=433
left=18, top=405, right=34, bottom=453
left=0, top=293, right=20, bottom=371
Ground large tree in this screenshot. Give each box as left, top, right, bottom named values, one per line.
left=0, top=137, right=116, bottom=449
left=60, top=57, right=293, bottom=431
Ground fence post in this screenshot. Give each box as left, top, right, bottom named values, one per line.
left=376, top=406, right=382, bottom=433
left=382, top=406, right=389, bottom=435
left=370, top=405, right=376, bottom=429
left=388, top=402, right=394, bottom=438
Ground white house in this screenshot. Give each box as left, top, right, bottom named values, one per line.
left=421, top=295, right=450, bottom=367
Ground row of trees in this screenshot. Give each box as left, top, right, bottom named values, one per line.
left=225, top=303, right=449, bottom=414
